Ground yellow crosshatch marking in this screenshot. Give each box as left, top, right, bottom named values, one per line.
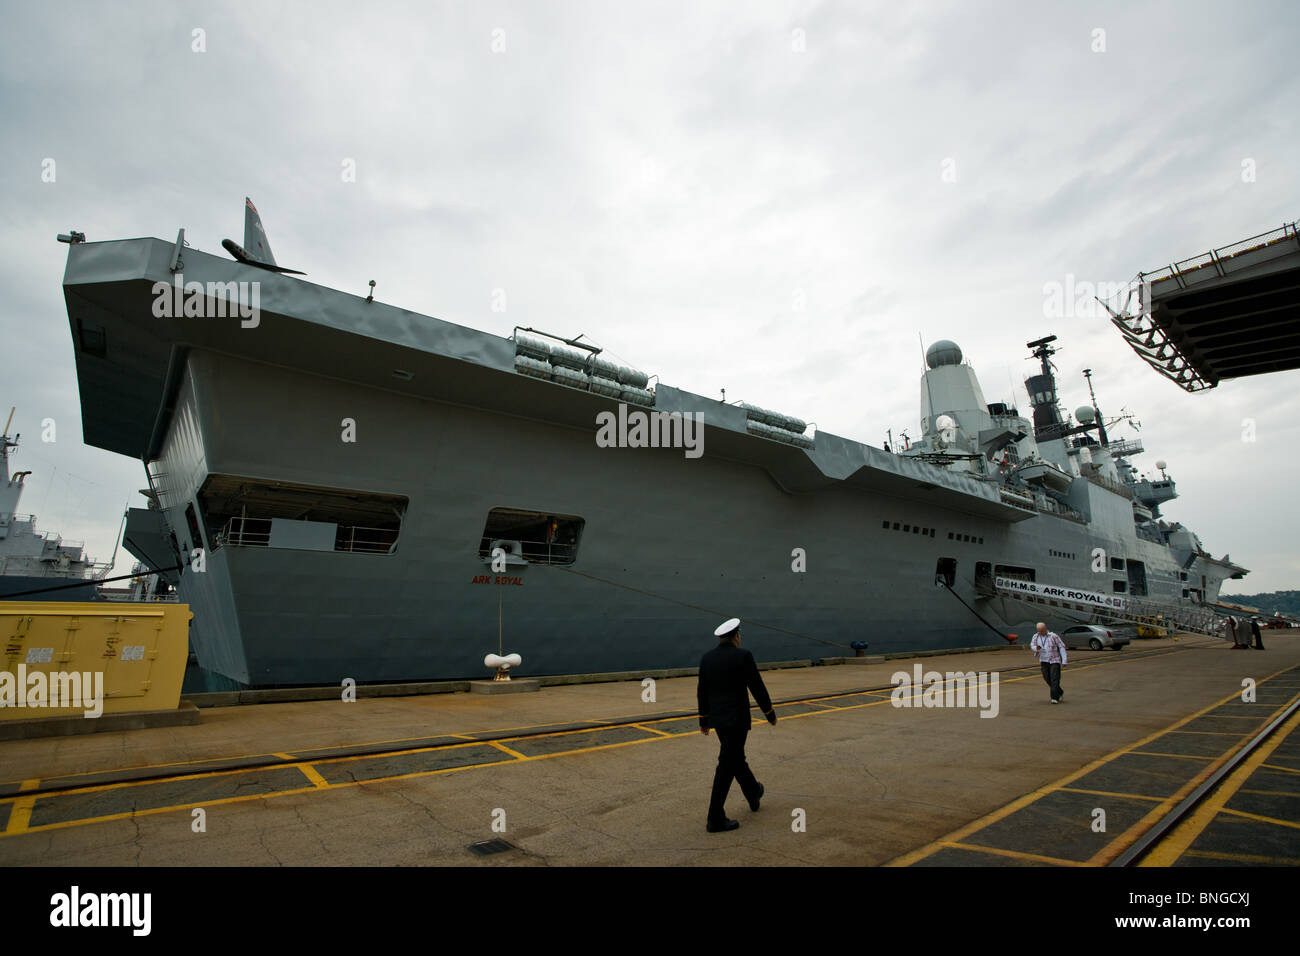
left=632, top=723, right=673, bottom=736
left=1216, top=807, right=1300, bottom=830
left=1127, top=751, right=1214, bottom=761
left=887, top=663, right=1300, bottom=868
left=488, top=741, right=528, bottom=760
left=1139, top=705, right=1300, bottom=866
left=0, top=644, right=1282, bottom=846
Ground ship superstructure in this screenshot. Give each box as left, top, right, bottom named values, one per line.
left=901, top=337, right=1245, bottom=629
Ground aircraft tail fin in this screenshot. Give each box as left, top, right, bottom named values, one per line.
left=243, top=197, right=277, bottom=266
left=222, top=197, right=306, bottom=274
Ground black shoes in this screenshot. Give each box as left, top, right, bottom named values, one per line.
left=706, top=782, right=765, bottom=829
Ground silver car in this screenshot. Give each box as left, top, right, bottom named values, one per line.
left=1061, top=624, right=1132, bottom=651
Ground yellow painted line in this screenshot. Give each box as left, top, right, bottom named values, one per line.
left=1260, top=763, right=1300, bottom=775
left=273, top=752, right=295, bottom=760
left=488, top=741, right=527, bottom=760
left=1057, top=786, right=1163, bottom=803
left=0, top=761, right=312, bottom=804
left=3, top=780, right=40, bottom=832
left=1127, top=751, right=1214, bottom=761
left=19, top=778, right=39, bottom=794
left=5, top=794, right=36, bottom=835
left=297, top=764, right=330, bottom=790
left=1238, top=788, right=1300, bottom=797
left=2, top=786, right=325, bottom=837
left=1216, top=806, right=1300, bottom=830
left=1160, top=730, right=1250, bottom=737
left=944, top=842, right=1087, bottom=866
left=1138, top=704, right=1300, bottom=866
left=887, top=664, right=1300, bottom=867
left=1191, top=713, right=1268, bottom=719
left=0, top=751, right=301, bottom=787
left=1183, top=848, right=1300, bottom=865
left=632, top=723, right=673, bottom=737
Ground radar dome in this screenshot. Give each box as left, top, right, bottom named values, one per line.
left=925, top=340, right=963, bottom=369
left=1075, top=406, right=1096, bottom=424
left=1156, top=459, right=1167, bottom=471
left=935, top=414, right=957, bottom=431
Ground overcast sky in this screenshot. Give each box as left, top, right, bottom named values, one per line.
left=2, top=0, right=1297, bottom=594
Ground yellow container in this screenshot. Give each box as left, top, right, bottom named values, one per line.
left=0, top=602, right=191, bottom=720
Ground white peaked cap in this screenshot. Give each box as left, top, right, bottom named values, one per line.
left=714, top=617, right=741, bottom=637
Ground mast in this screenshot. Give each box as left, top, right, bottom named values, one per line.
left=1024, top=335, right=1065, bottom=441
left=1082, top=368, right=1109, bottom=446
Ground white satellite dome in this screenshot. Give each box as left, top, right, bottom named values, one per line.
left=1156, top=459, right=1167, bottom=471
left=1075, top=405, right=1096, bottom=424
left=925, top=340, right=963, bottom=368
left=935, top=414, right=957, bottom=431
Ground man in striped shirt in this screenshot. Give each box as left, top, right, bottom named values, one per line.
left=1030, top=622, right=1067, bottom=703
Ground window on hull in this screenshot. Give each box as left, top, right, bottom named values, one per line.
left=935, top=558, right=957, bottom=587
left=197, top=474, right=406, bottom=554
left=477, top=507, right=585, bottom=566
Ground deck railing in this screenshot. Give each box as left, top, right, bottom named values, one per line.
left=215, top=516, right=398, bottom=554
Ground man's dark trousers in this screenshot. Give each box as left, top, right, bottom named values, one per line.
left=709, top=727, right=760, bottom=825
left=1040, top=661, right=1062, bottom=701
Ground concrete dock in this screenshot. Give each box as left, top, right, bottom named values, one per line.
left=1, top=634, right=1297, bottom=866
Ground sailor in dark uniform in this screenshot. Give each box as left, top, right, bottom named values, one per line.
left=697, top=617, right=777, bottom=832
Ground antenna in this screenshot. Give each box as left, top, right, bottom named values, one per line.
left=919, top=332, right=938, bottom=435
left=1082, top=367, right=1109, bottom=445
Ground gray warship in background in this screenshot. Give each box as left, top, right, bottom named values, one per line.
left=0, top=409, right=109, bottom=601
left=56, top=201, right=1247, bottom=688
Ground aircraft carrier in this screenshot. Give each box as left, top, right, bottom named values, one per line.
left=56, top=201, right=1248, bottom=688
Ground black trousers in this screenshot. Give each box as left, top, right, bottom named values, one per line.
left=1040, top=662, right=1062, bottom=701
left=708, top=727, right=760, bottom=823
